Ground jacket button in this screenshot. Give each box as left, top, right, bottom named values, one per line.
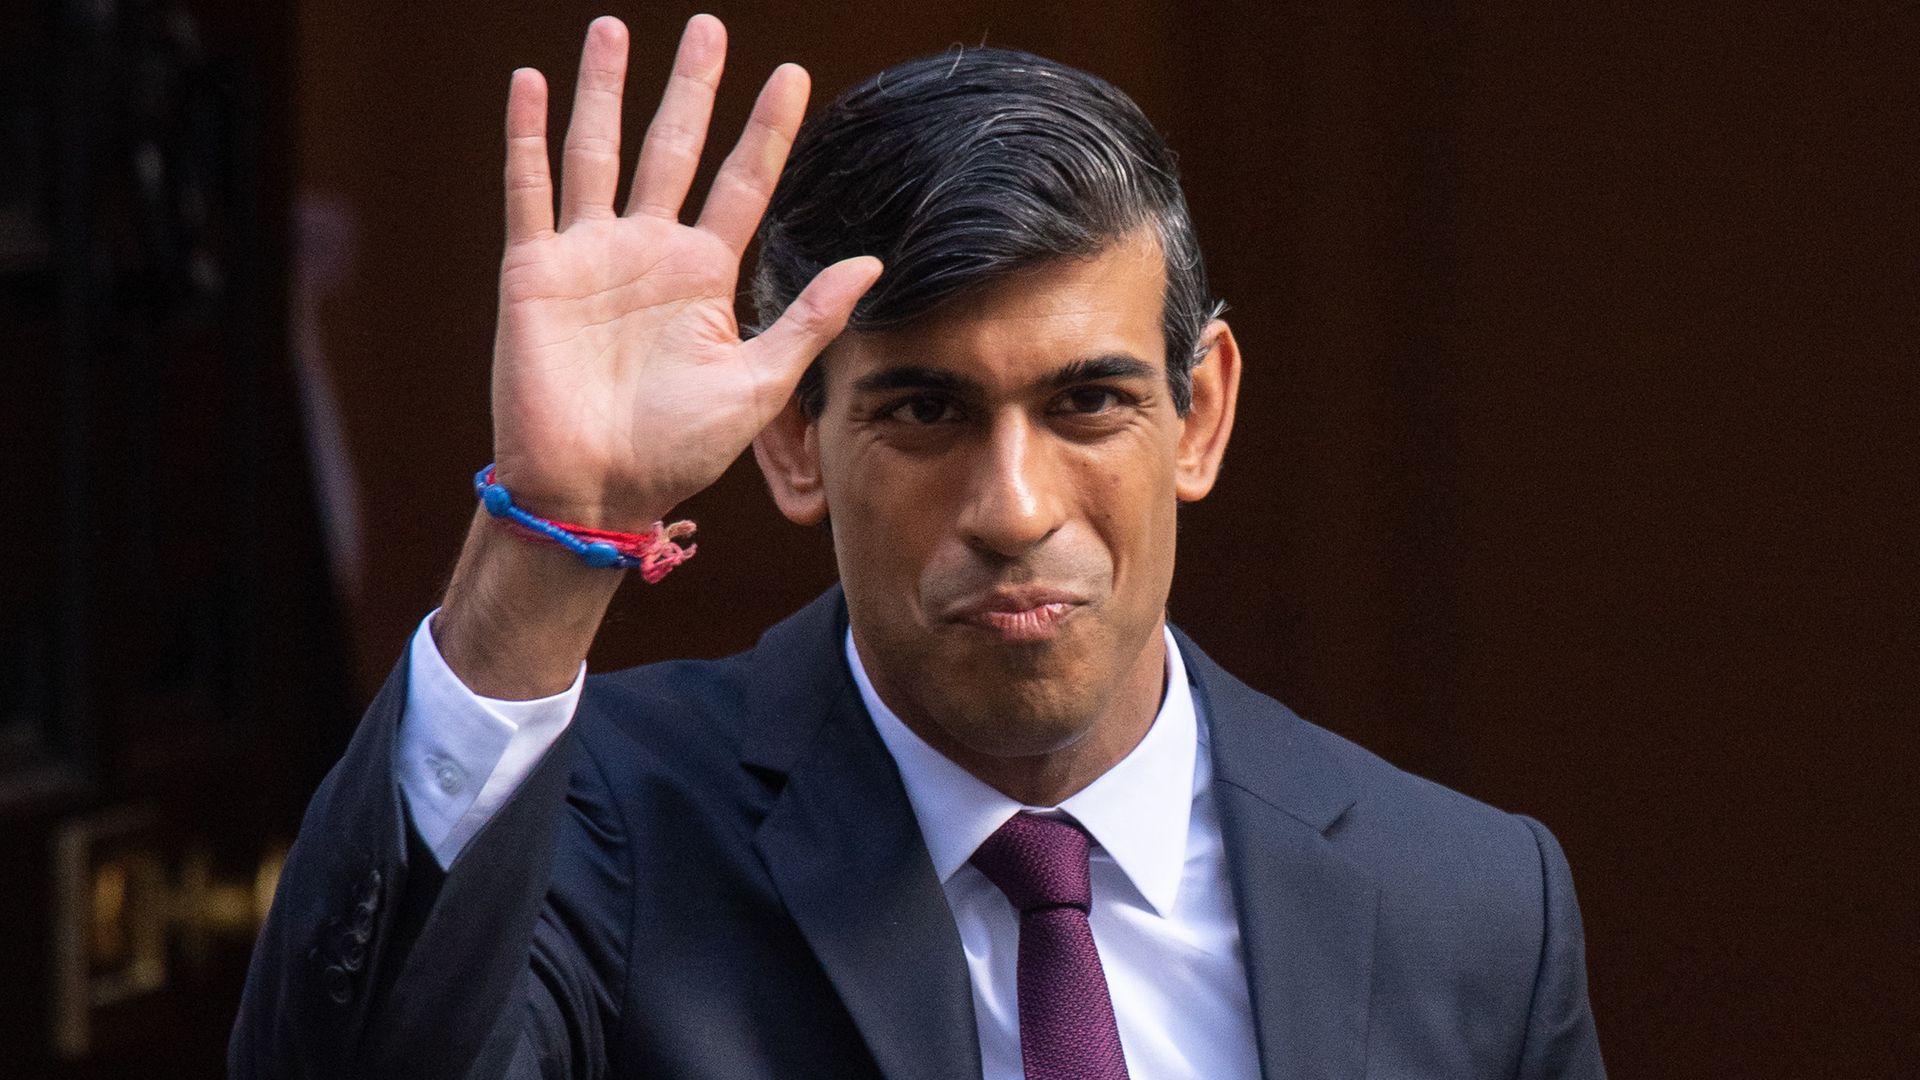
left=323, top=964, right=353, bottom=1005
left=355, top=868, right=383, bottom=910
left=338, top=938, right=367, bottom=974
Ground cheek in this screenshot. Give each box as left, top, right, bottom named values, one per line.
left=825, top=449, right=951, bottom=596
left=1080, top=444, right=1179, bottom=578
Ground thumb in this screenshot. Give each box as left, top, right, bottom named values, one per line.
left=740, top=255, right=883, bottom=382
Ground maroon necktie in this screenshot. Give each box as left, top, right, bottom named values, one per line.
left=971, top=812, right=1131, bottom=1080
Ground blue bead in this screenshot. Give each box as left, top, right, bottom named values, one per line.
left=481, top=484, right=513, bottom=515
left=582, top=542, right=620, bottom=568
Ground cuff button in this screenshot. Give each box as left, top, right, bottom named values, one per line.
left=323, top=964, right=353, bottom=1005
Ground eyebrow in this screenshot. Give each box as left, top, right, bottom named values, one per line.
left=850, top=365, right=972, bottom=396
left=1047, top=354, right=1158, bottom=388
left=848, top=353, right=1158, bottom=397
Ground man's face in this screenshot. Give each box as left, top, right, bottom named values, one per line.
left=788, top=233, right=1233, bottom=766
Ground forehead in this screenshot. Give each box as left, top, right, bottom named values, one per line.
left=825, top=234, right=1168, bottom=394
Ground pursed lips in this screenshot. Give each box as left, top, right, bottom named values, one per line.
left=945, top=589, right=1086, bottom=642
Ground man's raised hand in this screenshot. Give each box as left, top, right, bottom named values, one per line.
left=489, top=15, right=878, bottom=530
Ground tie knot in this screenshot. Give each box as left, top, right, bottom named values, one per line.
left=971, top=812, right=1093, bottom=913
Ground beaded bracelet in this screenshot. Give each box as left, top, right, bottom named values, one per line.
left=473, top=465, right=696, bottom=582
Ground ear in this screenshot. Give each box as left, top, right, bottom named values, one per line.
left=753, top=394, right=829, bottom=526
left=1175, top=319, right=1242, bottom=502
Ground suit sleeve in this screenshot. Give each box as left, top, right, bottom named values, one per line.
left=1514, top=815, right=1607, bottom=1080
left=229, top=643, right=630, bottom=1080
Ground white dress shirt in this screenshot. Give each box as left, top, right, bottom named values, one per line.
left=398, top=612, right=1259, bottom=1079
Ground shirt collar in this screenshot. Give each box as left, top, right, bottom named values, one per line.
left=847, top=625, right=1199, bottom=917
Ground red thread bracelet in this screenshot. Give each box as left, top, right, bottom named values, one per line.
left=476, top=466, right=697, bottom=582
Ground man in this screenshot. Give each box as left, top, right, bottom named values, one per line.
left=232, top=14, right=1604, bottom=1079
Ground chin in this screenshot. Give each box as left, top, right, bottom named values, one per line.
left=926, top=665, right=1105, bottom=759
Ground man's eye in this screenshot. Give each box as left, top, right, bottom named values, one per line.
left=883, top=396, right=959, bottom=425
left=1058, top=387, right=1124, bottom=414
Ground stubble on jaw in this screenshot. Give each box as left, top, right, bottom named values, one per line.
left=849, top=607, right=1168, bottom=806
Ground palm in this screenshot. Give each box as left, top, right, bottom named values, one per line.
left=496, top=218, right=755, bottom=517
left=488, top=16, right=878, bottom=529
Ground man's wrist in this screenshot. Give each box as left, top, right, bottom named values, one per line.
left=475, top=465, right=696, bottom=578
left=434, top=508, right=623, bottom=700
left=486, top=458, right=679, bottom=533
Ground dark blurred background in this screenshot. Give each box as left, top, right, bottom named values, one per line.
left=3, top=0, right=1913, bottom=1076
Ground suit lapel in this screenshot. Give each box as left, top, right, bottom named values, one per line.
left=1175, top=628, right=1379, bottom=1080
left=744, top=588, right=981, bottom=1080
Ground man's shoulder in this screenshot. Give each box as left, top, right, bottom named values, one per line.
left=1182, top=631, right=1554, bottom=900
left=1306, top=712, right=1551, bottom=890
left=1270, top=694, right=1532, bottom=844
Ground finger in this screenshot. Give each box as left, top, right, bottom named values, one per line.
left=696, top=62, right=808, bottom=254
left=558, top=16, right=630, bottom=229
left=625, top=14, right=726, bottom=220
left=738, top=256, right=884, bottom=388
left=503, top=67, right=554, bottom=243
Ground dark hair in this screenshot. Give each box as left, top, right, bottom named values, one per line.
left=751, top=47, right=1223, bottom=417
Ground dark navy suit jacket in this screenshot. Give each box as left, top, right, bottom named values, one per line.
left=231, top=586, right=1604, bottom=1078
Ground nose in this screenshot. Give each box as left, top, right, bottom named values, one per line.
left=957, top=413, right=1066, bottom=559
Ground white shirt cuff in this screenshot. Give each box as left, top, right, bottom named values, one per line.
left=397, top=609, right=583, bottom=869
